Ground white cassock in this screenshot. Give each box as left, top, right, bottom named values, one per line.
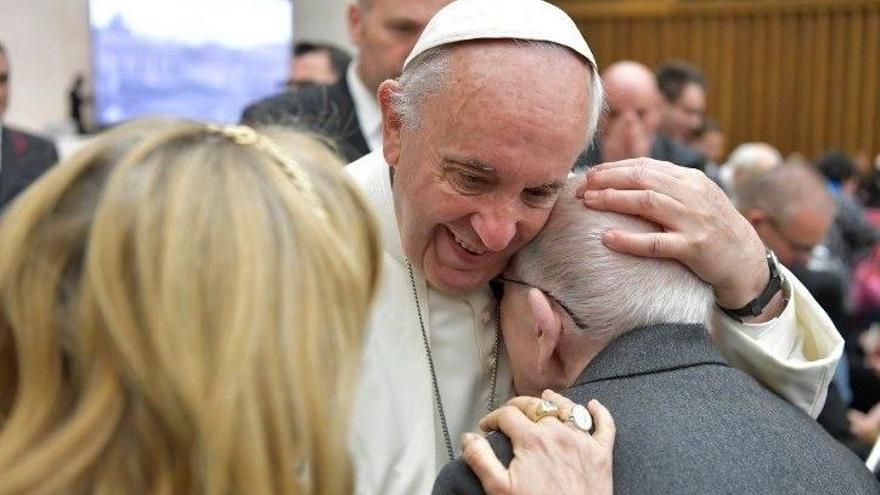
left=346, top=150, right=844, bottom=495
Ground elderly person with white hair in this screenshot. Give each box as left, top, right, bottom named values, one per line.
left=433, top=177, right=880, bottom=495
left=344, top=1, right=845, bottom=493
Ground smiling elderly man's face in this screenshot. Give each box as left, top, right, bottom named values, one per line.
left=384, top=42, right=591, bottom=294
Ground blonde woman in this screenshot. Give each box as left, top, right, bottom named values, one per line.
left=0, top=119, right=613, bottom=494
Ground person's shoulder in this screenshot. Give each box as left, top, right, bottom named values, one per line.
left=2, top=126, right=59, bottom=163
left=432, top=432, right=514, bottom=495
left=3, top=126, right=57, bottom=151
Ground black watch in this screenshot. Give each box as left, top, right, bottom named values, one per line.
left=718, top=250, right=784, bottom=322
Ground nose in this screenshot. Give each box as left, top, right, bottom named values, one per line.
left=471, top=202, right=517, bottom=252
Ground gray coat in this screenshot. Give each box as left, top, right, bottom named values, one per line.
left=433, top=324, right=880, bottom=494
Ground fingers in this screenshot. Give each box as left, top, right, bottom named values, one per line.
left=582, top=188, right=687, bottom=227
left=542, top=389, right=576, bottom=420
left=586, top=158, right=691, bottom=177
left=602, top=230, right=689, bottom=260
left=588, top=399, right=616, bottom=449
left=479, top=403, right=536, bottom=436
left=461, top=433, right=510, bottom=494
left=583, top=162, right=690, bottom=197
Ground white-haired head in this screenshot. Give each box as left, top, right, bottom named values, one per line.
left=509, top=176, right=714, bottom=342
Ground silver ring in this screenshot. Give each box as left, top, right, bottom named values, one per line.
left=565, top=404, right=594, bottom=434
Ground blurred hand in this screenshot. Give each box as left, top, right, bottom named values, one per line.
left=462, top=390, right=615, bottom=495
left=577, top=159, right=777, bottom=316
left=848, top=402, right=880, bottom=444
left=601, top=112, right=653, bottom=163
left=859, top=326, right=880, bottom=376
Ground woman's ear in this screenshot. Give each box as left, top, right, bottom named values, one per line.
left=527, top=288, right=563, bottom=372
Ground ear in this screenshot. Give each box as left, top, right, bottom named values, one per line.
left=378, top=79, right=403, bottom=167
left=744, top=208, right=767, bottom=229
left=347, top=4, right=363, bottom=46
left=527, top=288, right=563, bottom=373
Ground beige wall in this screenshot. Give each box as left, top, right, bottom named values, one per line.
left=0, top=0, right=352, bottom=133
left=0, top=0, right=90, bottom=133
left=295, top=0, right=354, bottom=53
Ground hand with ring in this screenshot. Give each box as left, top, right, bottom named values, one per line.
left=460, top=390, right=615, bottom=495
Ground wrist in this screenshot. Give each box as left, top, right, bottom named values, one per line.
left=717, top=250, right=785, bottom=322
left=714, top=252, right=771, bottom=310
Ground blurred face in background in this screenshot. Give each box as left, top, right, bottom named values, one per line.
left=347, top=0, right=451, bottom=95
left=697, top=129, right=725, bottom=163
left=663, top=82, right=706, bottom=143
left=0, top=52, right=9, bottom=120
left=752, top=206, right=833, bottom=268
left=289, top=50, right=338, bottom=88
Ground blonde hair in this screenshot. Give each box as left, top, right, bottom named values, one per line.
left=0, top=119, right=381, bottom=494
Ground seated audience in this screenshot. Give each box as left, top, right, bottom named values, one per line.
left=0, top=118, right=611, bottom=494
left=734, top=164, right=874, bottom=456
left=0, top=41, right=58, bottom=211
left=434, top=177, right=879, bottom=495
left=287, top=41, right=351, bottom=89
left=818, top=151, right=880, bottom=272
left=577, top=60, right=706, bottom=171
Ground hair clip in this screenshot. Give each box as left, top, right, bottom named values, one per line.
left=205, top=124, right=327, bottom=219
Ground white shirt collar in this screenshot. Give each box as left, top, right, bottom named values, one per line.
left=346, top=61, right=383, bottom=152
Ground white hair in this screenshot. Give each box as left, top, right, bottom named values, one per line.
left=510, top=176, right=714, bottom=342
left=393, top=40, right=604, bottom=148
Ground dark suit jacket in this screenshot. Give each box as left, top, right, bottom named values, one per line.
left=240, top=77, right=370, bottom=163
left=433, top=324, right=880, bottom=495
left=576, top=134, right=707, bottom=172
left=0, top=126, right=59, bottom=210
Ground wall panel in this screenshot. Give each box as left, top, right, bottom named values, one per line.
left=554, top=0, right=880, bottom=159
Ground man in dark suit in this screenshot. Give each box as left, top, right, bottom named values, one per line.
left=242, top=0, right=450, bottom=163
left=0, top=42, right=59, bottom=210
left=577, top=60, right=706, bottom=171
left=433, top=178, right=879, bottom=494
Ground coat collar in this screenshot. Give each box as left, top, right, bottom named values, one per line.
left=574, top=323, right=730, bottom=386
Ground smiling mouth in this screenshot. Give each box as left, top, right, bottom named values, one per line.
left=451, top=229, right=487, bottom=255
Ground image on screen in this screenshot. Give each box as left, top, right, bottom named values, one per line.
left=90, top=0, right=292, bottom=125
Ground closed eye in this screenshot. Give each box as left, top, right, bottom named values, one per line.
left=522, top=184, right=562, bottom=208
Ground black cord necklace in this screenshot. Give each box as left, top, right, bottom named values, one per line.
left=406, top=262, right=501, bottom=462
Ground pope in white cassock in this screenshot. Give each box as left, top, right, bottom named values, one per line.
left=345, top=1, right=844, bottom=493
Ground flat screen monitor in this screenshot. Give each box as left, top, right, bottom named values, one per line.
left=90, top=0, right=292, bottom=126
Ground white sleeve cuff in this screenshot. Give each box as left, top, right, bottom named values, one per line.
left=711, top=264, right=843, bottom=418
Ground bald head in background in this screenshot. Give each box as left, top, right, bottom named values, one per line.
left=599, top=61, right=662, bottom=162
left=736, top=164, right=835, bottom=268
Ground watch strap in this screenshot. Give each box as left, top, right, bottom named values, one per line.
left=719, top=250, right=784, bottom=322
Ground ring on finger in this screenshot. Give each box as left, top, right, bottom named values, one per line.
left=565, top=404, right=594, bottom=434
left=531, top=399, right=561, bottom=422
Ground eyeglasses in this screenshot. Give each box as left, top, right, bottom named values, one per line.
left=492, top=276, right=589, bottom=330
left=766, top=217, right=817, bottom=257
